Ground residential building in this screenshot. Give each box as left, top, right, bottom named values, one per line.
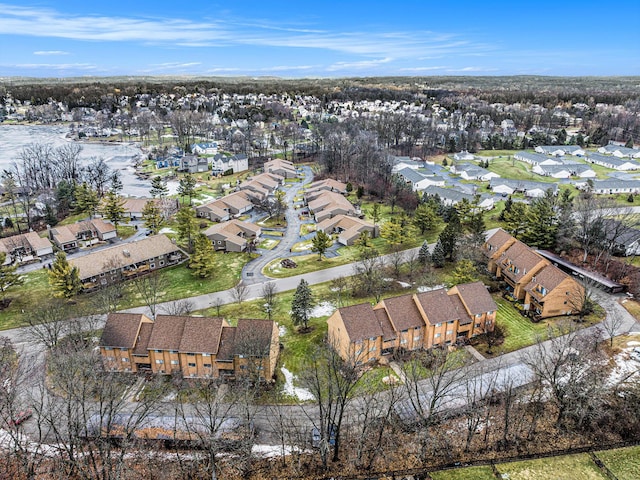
left=99, top=313, right=279, bottom=381
left=117, top=198, right=166, bottom=220
left=452, top=151, right=476, bottom=161
left=421, top=185, right=494, bottom=210
left=483, top=229, right=584, bottom=319
left=264, top=158, right=297, bottom=178
left=195, top=191, right=254, bottom=221
left=327, top=282, right=496, bottom=363
left=535, top=146, right=586, bottom=157
left=585, top=153, right=640, bottom=171
left=451, top=163, right=500, bottom=182
left=191, top=142, right=218, bottom=155
left=211, top=153, right=248, bottom=175
left=316, top=214, right=378, bottom=246
left=179, top=155, right=209, bottom=173
left=48, top=218, right=117, bottom=252
left=0, top=231, right=53, bottom=264
left=588, top=179, right=640, bottom=195
left=306, top=190, right=358, bottom=222
left=489, top=178, right=557, bottom=197
left=532, top=164, right=573, bottom=179
left=597, top=144, right=640, bottom=159
left=306, top=178, right=348, bottom=195
left=203, top=219, right=261, bottom=252
left=69, top=234, right=187, bottom=290
left=513, top=151, right=563, bottom=166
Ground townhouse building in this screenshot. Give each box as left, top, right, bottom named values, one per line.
left=327, top=282, right=496, bottom=363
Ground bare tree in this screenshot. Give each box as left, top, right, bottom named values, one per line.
left=301, top=341, right=361, bottom=468
left=210, top=296, right=224, bottom=317
left=261, top=281, right=278, bottom=321
left=522, top=324, right=608, bottom=429
left=231, top=281, right=249, bottom=305
left=330, top=275, right=348, bottom=308
left=161, top=299, right=195, bottom=316
left=133, top=271, right=169, bottom=319
left=21, top=299, right=80, bottom=350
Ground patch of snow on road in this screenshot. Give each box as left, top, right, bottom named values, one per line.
left=252, top=444, right=310, bottom=458
left=281, top=366, right=314, bottom=401
left=310, top=301, right=336, bottom=318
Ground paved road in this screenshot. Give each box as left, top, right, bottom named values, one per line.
left=241, top=166, right=314, bottom=285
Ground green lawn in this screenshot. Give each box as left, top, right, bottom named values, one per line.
left=596, top=445, right=640, bottom=480
left=258, top=238, right=280, bottom=250
left=0, top=252, right=251, bottom=331
left=430, top=466, right=496, bottom=480
left=484, top=157, right=556, bottom=183
left=496, top=454, right=608, bottom=480
left=258, top=216, right=287, bottom=228
left=290, top=239, right=315, bottom=253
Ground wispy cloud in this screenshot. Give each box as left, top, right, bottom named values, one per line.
left=33, top=50, right=69, bottom=56
left=0, top=3, right=492, bottom=60
left=11, top=63, right=97, bottom=70
left=446, top=66, right=499, bottom=73
left=327, top=58, right=393, bottom=71
left=399, top=66, right=449, bottom=72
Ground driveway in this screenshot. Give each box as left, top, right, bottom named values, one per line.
left=241, top=165, right=314, bottom=285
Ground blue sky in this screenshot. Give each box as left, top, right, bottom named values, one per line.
left=1, top=1, right=638, bottom=78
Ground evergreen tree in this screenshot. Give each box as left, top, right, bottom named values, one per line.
left=178, top=173, right=197, bottom=205
left=450, top=259, right=479, bottom=286
left=503, top=202, right=530, bottom=238
left=522, top=189, right=558, bottom=249
left=0, top=252, right=23, bottom=304
left=49, top=251, right=82, bottom=298
left=110, top=171, right=123, bottom=193
left=56, top=180, right=75, bottom=218
left=101, top=190, right=126, bottom=232
left=418, top=240, right=431, bottom=266
left=369, top=202, right=382, bottom=225
left=500, top=195, right=514, bottom=221
left=380, top=218, right=404, bottom=246
left=149, top=176, right=168, bottom=198
left=468, top=212, right=487, bottom=247
left=311, top=230, right=333, bottom=260
left=438, top=214, right=461, bottom=261
left=431, top=240, right=446, bottom=268
left=189, top=233, right=216, bottom=278
left=291, top=279, right=314, bottom=331
left=413, top=202, right=438, bottom=234
left=142, top=200, right=164, bottom=235
left=74, top=182, right=99, bottom=217
left=175, top=206, right=198, bottom=252
left=625, top=138, right=635, bottom=149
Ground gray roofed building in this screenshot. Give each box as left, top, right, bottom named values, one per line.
left=589, top=179, right=640, bottom=194
left=489, top=178, right=558, bottom=197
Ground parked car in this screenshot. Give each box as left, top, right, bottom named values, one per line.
left=311, top=425, right=336, bottom=448
left=11, top=409, right=33, bottom=426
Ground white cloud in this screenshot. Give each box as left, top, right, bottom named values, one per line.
left=327, top=57, right=393, bottom=71
left=33, top=50, right=69, bottom=56
left=446, top=66, right=499, bottom=73
left=11, top=63, right=97, bottom=70
left=399, top=66, right=448, bottom=72
left=0, top=3, right=493, bottom=60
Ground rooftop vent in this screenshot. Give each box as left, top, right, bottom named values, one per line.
left=122, top=250, right=131, bottom=257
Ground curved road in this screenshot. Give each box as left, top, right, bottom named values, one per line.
left=241, top=165, right=314, bottom=285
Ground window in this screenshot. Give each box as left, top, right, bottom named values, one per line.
left=400, top=338, right=407, bottom=344
left=204, top=363, right=212, bottom=368
left=170, top=350, right=178, bottom=354
left=448, top=320, right=455, bottom=324
left=155, top=349, right=162, bottom=353
left=121, top=357, right=129, bottom=362
left=476, top=313, right=482, bottom=318
left=170, top=360, right=179, bottom=365
left=104, top=347, right=113, bottom=351
left=218, top=240, right=222, bottom=244
left=187, top=352, right=195, bottom=356
left=203, top=353, right=211, bottom=357
left=434, top=333, right=441, bottom=338
left=475, top=323, right=481, bottom=328
left=446, top=330, right=453, bottom=335
left=150, top=263, right=155, bottom=269
left=435, top=323, right=442, bottom=328
left=155, top=359, right=164, bottom=364
left=188, top=363, right=196, bottom=367
left=369, top=345, right=376, bottom=352
left=120, top=347, right=128, bottom=351
left=159, top=261, right=165, bottom=266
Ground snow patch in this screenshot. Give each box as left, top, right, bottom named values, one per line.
left=281, top=366, right=314, bottom=401
left=309, top=301, right=336, bottom=318
left=252, top=444, right=310, bottom=458
left=158, top=227, right=175, bottom=234
left=417, top=284, right=446, bottom=293
left=279, top=325, right=287, bottom=337
left=397, top=281, right=412, bottom=288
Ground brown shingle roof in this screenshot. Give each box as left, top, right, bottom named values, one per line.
left=133, top=323, right=154, bottom=355
left=499, top=240, right=547, bottom=282
left=217, top=326, right=236, bottom=361
left=147, top=315, right=187, bottom=351
left=234, top=319, right=275, bottom=356
left=373, top=307, right=397, bottom=341
left=483, top=228, right=515, bottom=258
left=454, top=282, right=497, bottom=316
left=524, top=264, right=571, bottom=297
left=69, top=234, right=184, bottom=280
left=382, top=293, right=425, bottom=331
left=100, top=313, right=149, bottom=348
left=179, top=317, right=226, bottom=354
left=415, top=289, right=461, bottom=325
left=338, top=303, right=383, bottom=342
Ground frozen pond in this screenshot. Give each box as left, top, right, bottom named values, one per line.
left=0, top=124, right=153, bottom=196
